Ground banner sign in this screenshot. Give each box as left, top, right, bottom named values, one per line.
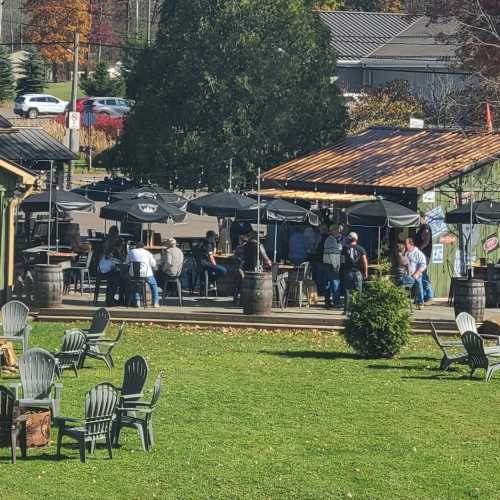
left=483, top=234, right=499, bottom=254
left=432, top=244, right=444, bottom=264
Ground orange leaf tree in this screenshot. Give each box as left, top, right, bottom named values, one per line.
left=25, top=0, right=91, bottom=80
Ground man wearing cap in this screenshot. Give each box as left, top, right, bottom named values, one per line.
left=340, top=232, right=368, bottom=314
left=158, top=237, right=184, bottom=288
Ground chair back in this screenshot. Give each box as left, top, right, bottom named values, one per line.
left=456, top=312, right=478, bottom=335
left=271, top=263, right=279, bottom=282
left=462, top=331, right=488, bottom=370
left=19, top=348, right=56, bottom=399
left=150, top=371, right=164, bottom=410
left=0, top=385, right=15, bottom=440
left=132, top=261, right=144, bottom=280
left=429, top=322, right=441, bottom=347
left=295, top=261, right=310, bottom=281
left=122, top=355, right=148, bottom=399
left=59, top=330, right=85, bottom=366
left=88, top=308, right=110, bottom=335
left=84, top=383, right=119, bottom=439
left=84, top=249, right=94, bottom=269
left=1, top=300, right=29, bottom=337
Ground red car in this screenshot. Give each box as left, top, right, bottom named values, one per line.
left=65, top=97, right=92, bottom=113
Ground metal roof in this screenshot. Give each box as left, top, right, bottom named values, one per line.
left=263, top=127, right=500, bottom=192
left=317, top=11, right=419, bottom=59
left=249, top=189, right=375, bottom=203
left=0, top=127, right=77, bottom=162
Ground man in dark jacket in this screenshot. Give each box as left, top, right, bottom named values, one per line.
left=414, top=213, right=433, bottom=303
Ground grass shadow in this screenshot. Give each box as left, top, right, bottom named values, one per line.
left=401, top=374, right=471, bottom=382
left=367, top=364, right=441, bottom=372
left=259, top=350, right=366, bottom=360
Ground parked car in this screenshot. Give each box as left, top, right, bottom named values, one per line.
left=84, top=97, right=131, bottom=117
left=14, top=94, right=69, bottom=119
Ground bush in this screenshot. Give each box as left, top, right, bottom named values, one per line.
left=344, top=277, right=411, bottom=358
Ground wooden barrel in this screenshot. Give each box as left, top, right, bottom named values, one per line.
left=485, top=281, right=498, bottom=308
left=34, top=264, right=63, bottom=308
left=241, top=272, right=273, bottom=315
left=454, top=279, right=486, bottom=321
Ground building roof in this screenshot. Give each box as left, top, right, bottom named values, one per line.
left=317, top=11, right=419, bottom=59
left=0, top=157, right=37, bottom=183
left=263, top=127, right=500, bottom=193
left=366, top=17, right=458, bottom=65
left=249, top=189, right=375, bottom=203
left=0, top=127, right=77, bottom=163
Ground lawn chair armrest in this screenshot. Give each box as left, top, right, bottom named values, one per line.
left=53, top=383, right=63, bottom=400
left=53, top=416, right=82, bottom=429
left=116, top=405, right=153, bottom=413
left=65, top=328, right=85, bottom=335
left=121, top=393, right=144, bottom=399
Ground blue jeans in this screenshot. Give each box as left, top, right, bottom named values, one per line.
left=324, top=265, right=341, bottom=305
left=134, top=276, right=159, bottom=305
left=399, top=275, right=424, bottom=305
left=203, top=264, right=227, bottom=280
left=422, top=270, right=433, bottom=302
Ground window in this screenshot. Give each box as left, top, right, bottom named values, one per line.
left=15, top=96, right=25, bottom=103
left=47, top=97, right=59, bottom=103
left=105, top=99, right=117, bottom=106
left=32, top=97, right=46, bottom=102
left=117, top=99, right=128, bottom=106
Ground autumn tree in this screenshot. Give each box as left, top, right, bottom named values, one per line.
left=24, top=0, right=91, bottom=81
left=90, top=0, right=122, bottom=64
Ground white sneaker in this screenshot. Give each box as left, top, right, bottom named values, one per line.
left=153, top=302, right=160, bottom=308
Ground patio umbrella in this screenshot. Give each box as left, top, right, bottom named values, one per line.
left=187, top=192, right=255, bottom=217
left=100, top=197, right=186, bottom=224
left=21, top=190, right=95, bottom=213
left=72, top=178, right=134, bottom=202
left=111, top=186, right=188, bottom=209
left=345, top=199, right=419, bottom=228
left=445, top=200, right=500, bottom=225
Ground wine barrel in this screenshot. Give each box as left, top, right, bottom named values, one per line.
left=34, top=264, right=63, bottom=308
left=241, top=272, right=273, bottom=315
left=485, top=281, right=498, bottom=308
left=454, top=279, right=486, bottom=321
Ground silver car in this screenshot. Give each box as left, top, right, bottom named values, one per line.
left=86, top=97, right=131, bottom=117
left=14, top=94, right=68, bottom=119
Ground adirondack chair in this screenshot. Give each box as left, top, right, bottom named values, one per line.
left=461, top=331, right=500, bottom=381
left=456, top=312, right=478, bottom=335
left=113, top=371, right=163, bottom=451
left=11, top=348, right=62, bottom=417
left=0, top=300, right=31, bottom=352
left=55, top=383, right=119, bottom=463
left=0, top=385, right=27, bottom=463
left=83, top=323, right=125, bottom=370
left=430, top=322, right=468, bottom=370
left=118, top=355, right=148, bottom=409
left=54, top=330, right=86, bottom=377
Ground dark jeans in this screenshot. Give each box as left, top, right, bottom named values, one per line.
left=422, top=270, right=433, bottom=302
left=398, top=275, right=424, bottom=305
left=343, top=270, right=363, bottom=313
left=203, top=263, right=227, bottom=281
left=105, top=270, right=121, bottom=306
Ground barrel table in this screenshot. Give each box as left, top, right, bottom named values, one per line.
left=453, top=278, right=486, bottom=322
left=34, top=264, right=63, bottom=308
left=241, top=272, right=273, bottom=315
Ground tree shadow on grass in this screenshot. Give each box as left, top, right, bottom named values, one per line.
left=367, top=364, right=441, bottom=372
left=259, top=350, right=366, bottom=361
left=401, top=374, right=472, bottom=382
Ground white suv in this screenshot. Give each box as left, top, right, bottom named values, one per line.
left=14, top=94, right=69, bottom=119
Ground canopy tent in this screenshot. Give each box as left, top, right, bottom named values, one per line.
left=21, top=190, right=95, bottom=213
left=100, top=197, right=186, bottom=224
left=111, top=186, right=188, bottom=209
left=345, top=199, right=420, bottom=228
left=445, top=201, right=500, bottom=225
left=187, top=192, right=255, bottom=217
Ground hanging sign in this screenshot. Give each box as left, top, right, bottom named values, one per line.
left=426, top=206, right=448, bottom=239
left=439, top=234, right=456, bottom=245
left=68, top=112, right=80, bottom=130
left=422, top=190, right=435, bottom=203
left=483, top=234, right=499, bottom=254
left=432, top=244, right=444, bottom=264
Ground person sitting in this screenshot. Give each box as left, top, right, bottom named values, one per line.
left=200, top=230, right=227, bottom=285
left=401, top=238, right=427, bottom=310
left=157, top=237, right=184, bottom=288
left=104, top=225, right=124, bottom=259
left=68, top=234, right=92, bottom=254
left=97, top=251, right=122, bottom=306
left=392, top=242, right=410, bottom=286
left=230, top=220, right=252, bottom=251
left=126, top=242, right=160, bottom=307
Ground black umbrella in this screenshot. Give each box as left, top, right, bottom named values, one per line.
left=111, top=186, right=188, bottom=209
left=187, top=192, right=255, bottom=217
left=72, top=178, right=134, bottom=202
left=21, top=190, right=95, bottom=213
left=236, top=198, right=319, bottom=225
left=100, top=197, right=186, bottom=224
left=345, top=199, right=419, bottom=228
left=445, top=201, right=500, bottom=225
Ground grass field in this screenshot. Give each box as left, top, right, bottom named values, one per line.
left=46, top=82, right=85, bottom=101
left=4, top=323, right=500, bottom=500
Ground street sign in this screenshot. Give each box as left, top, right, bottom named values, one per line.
left=68, top=111, right=80, bottom=130
left=82, top=111, right=96, bottom=127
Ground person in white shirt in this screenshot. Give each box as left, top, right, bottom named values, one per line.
left=126, top=242, right=160, bottom=307
left=404, top=238, right=427, bottom=309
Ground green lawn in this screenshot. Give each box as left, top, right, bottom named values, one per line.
left=4, top=323, right=500, bottom=499
left=46, top=82, right=84, bottom=101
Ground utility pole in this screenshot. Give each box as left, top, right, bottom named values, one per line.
left=135, top=0, right=140, bottom=40
left=146, top=0, right=151, bottom=45
left=0, top=0, right=4, bottom=43
left=68, top=32, right=80, bottom=189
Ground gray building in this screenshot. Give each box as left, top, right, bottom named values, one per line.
left=318, top=11, right=470, bottom=98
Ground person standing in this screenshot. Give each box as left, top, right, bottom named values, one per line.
left=126, top=242, right=160, bottom=307
left=230, top=220, right=252, bottom=251
left=403, top=238, right=427, bottom=309
left=414, top=213, right=433, bottom=303
left=322, top=225, right=343, bottom=308
left=340, top=232, right=368, bottom=314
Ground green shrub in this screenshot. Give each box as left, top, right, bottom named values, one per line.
left=344, top=277, right=411, bottom=358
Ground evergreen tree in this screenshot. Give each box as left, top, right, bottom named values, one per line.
left=80, top=62, right=123, bottom=96
left=0, top=47, right=14, bottom=102
left=16, top=50, right=46, bottom=96
left=118, top=0, right=348, bottom=190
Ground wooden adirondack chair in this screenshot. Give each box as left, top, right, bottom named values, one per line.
left=461, top=331, right=500, bottom=381
left=0, top=300, right=32, bottom=352
left=84, top=323, right=125, bottom=370
left=113, top=372, right=164, bottom=451
left=456, top=312, right=478, bottom=335
left=118, top=355, right=148, bottom=409
left=11, top=348, right=63, bottom=417
left=430, top=322, right=468, bottom=371
left=54, top=330, right=86, bottom=377
left=55, top=383, right=119, bottom=463
left=0, top=385, right=27, bottom=463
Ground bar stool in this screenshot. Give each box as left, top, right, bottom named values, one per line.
left=130, top=262, right=147, bottom=308
left=162, top=275, right=183, bottom=306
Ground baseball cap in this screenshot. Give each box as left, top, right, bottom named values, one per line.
left=347, top=231, right=358, bottom=241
